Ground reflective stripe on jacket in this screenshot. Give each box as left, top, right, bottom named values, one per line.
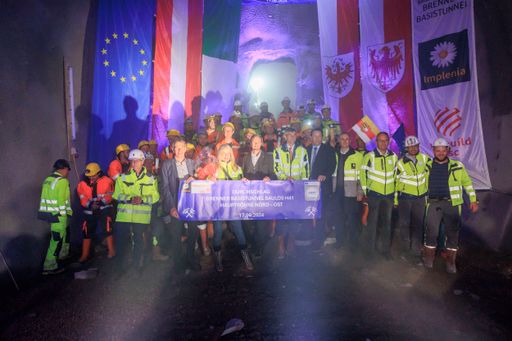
left=273, top=144, right=309, bottom=180
left=396, top=153, right=430, bottom=199
left=113, top=167, right=159, bottom=224
left=38, top=172, right=72, bottom=222
left=426, top=158, right=477, bottom=206
left=360, top=149, right=397, bottom=196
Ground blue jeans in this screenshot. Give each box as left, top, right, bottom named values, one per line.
left=213, top=220, right=246, bottom=251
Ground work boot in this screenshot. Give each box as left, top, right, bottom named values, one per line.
left=422, top=246, right=436, bottom=269
left=106, top=235, right=116, bottom=258
left=445, top=249, right=458, bottom=274
left=152, top=245, right=169, bottom=261
left=241, top=249, right=254, bottom=271
left=215, top=251, right=223, bottom=272
left=79, top=239, right=92, bottom=263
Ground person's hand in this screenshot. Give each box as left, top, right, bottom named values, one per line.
left=131, top=196, right=142, bottom=205
left=207, top=176, right=216, bottom=182
left=287, top=176, right=293, bottom=180
left=469, top=202, right=479, bottom=213
left=170, top=208, right=179, bottom=219
left=356, top=193, right=363, bottom=202
left=317, top=175, right=326, bottom=182
left=263, top=176, right=270, bottom=182
left=242, top=177, right=249, bottom=182
left=91, top=202, right=100, bottom=210
left=185, top=176, right=195, bottom=184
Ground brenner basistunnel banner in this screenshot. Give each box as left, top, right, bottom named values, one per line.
left=177, top=180, right=322, bottom=221
left=412, top=0, right=491, bottom=189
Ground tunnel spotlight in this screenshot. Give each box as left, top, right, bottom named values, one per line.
left=249, top=76, right=264, bottom=92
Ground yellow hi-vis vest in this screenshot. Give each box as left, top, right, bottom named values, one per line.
left=273, top=144, right=310, bottom=180
left=396, top=153, right=430, bottom=197
left=38, top=172, right=72, bottom=222
left=216, top=162, right=243, bottom=180
left=360, top=149, right=398, bottom=196
left=114, top=167, right=159, bottom=224
left=426, top=158, right=477, bottom=206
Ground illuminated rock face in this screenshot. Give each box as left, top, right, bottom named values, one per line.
left=238, top=2, right=323, bottom=111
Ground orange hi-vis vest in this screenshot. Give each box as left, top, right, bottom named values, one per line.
left=108, top=159, right=123, bottom=180
left=160, top=146, right=174, bottom=161
left=77, top=175, right=114, bottom=215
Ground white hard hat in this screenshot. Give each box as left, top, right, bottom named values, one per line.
left=404, top=135, right=420, bottom=147
left=433, top=137, right=449, bottom=148
left=321, top=104, right=331, bottom=111
left=128, top=149, right=145, bottom=161
left=234, top=100, right=242, bottom=106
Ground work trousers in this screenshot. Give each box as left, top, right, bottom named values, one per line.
left=167, top=218, right=200, bottom=266
left=213, top=220, right=247, bottom=251
left=364, top=195, right=393, bottom=255
left=82, top=210, right=113, bottom=239
left=398, top=196, right=426, bottom=256
left=332, top=190, right=361, bottom=250
left=242, top=220, right=270, bottom=254
left=43, top=216, right=69, bottom=271
left=115, top=222, right=148, bottom=267
left=424, top=200, right=461, bottom=250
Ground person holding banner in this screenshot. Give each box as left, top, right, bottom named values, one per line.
left=307, top=128, right=336, bottom=250
left=241, top=135, right=276, bottom=257
left=360, top=132, right=398, bottom=259
left=395, top=136, right=430, bottom=262
left=210, top=144, right=254, bottom=272
left=273, top=127, right=310, bottom=258
left=423, top=138, right=478, bottom=274
left=160, top=138, right=202, bottom=273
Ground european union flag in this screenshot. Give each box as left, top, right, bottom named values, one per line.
left=88, top=0, right=155, bottom=169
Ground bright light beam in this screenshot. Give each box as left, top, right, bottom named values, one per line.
left=249, top=76, right=264, bottom=92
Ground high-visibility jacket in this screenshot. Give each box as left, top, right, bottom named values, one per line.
left=360, top=149, right=398, bottom=196
left=108, top=159, right=124, bottom=180
left=113, top=167, right=159, bottom=224
left=396, top=153, right=430, bottom=199
left=425, top=158, right=477, bottom=206
left=333, top=149, right=364, bottom=193
left=215, top=161, right=243, bottom=180
left=273, top=143, right=310, bottom=180
left=77, top=175, right=114, bottom=215
left=38, top=172, right=72, bottom=223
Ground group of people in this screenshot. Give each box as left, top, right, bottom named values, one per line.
left=38, top=97, right=478, bottom=276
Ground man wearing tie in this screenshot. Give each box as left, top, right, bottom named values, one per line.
left=307, top=129, right=336, bottom=250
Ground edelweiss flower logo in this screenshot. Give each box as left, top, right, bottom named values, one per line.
left=430, top=42, right=457, bottom=68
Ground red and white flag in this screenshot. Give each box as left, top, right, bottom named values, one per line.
left=317, top=0, right=363, bottom=144
left=151, top=0, right=203, bottom=148
left=359, top=0, right=415, bottom=150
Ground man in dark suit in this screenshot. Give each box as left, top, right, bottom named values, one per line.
left=241, top=135, right=276, bottom=257
left=307, top=128, right=336, bottom=249
left=160, top=137, right=201, bottom=273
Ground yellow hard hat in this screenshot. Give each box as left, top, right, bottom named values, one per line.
left=149, top=139, right=158, bottom=145
left=166, top=129, right=181, bottom=137
left=115, top=144, right=130, bottom=155
left=222, top=122, right=235, bottom=131
left=244, top=128, right=257, bottom=136
left=84, top=162, right=101, bottom=177
left=138, top=140, right=150, bottom=149
left=186, top=143, right=196, bottom=151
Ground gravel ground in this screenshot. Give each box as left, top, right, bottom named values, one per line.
left=1, top=237, right=511, bottom=340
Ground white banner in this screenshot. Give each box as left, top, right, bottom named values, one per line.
left=412, top=0, right=491, bottom=189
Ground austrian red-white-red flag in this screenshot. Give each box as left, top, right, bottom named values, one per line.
left=151, top=0, right=203, bottom=148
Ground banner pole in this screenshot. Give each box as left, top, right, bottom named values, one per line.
left=0, top=249, right=19, bottom=291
